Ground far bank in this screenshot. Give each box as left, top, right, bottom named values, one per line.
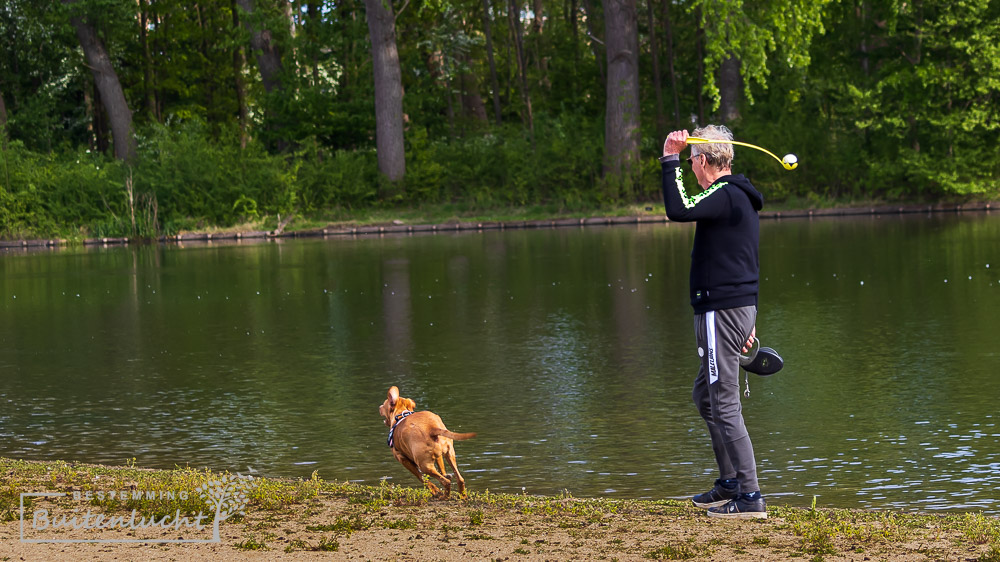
left=3, top=199, right=998, bottom=250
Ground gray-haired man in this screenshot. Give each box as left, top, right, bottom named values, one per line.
left=660, top=125, right=770, bottom=519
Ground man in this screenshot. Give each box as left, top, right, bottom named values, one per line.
left=660, top=125, right=767, bottom=519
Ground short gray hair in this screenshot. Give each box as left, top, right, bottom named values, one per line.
left=691, top=124, right=734, bottom=169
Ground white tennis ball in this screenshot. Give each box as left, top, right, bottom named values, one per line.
left=783, top=154, right=798, bottom=165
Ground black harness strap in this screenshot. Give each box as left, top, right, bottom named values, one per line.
left=387, top=410, right=413, bottom=448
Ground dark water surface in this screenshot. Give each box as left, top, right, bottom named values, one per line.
left=2, top=212, right=999, bottom=513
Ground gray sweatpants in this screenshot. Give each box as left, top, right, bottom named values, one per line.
left=692, top=305, right=760, bottom=493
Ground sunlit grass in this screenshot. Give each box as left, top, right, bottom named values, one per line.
left=3, top=456, right=998, bottom=560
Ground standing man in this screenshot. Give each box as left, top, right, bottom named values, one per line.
left=660, top=125, right=767, bottom=519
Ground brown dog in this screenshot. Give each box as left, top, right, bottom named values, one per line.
left=378, top=386, right=476, bottom=499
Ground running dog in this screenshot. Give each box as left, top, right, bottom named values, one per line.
left=378, top=386, right=476, bottom=499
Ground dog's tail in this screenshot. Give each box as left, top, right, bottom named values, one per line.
left=433, top=429, right=476, bottom=441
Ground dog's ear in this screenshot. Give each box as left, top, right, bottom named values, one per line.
left=400, top=397, right=416, bottom=411
left=387, top=386, right=399, bottom=406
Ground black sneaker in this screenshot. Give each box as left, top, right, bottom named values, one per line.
left=691, top=479, right=740, bottom=508
left=707, top=494, right=767, bottom=519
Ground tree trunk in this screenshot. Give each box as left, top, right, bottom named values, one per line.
left=1, top=89, right=8, bottom=190
left=505, top=10, right=513, bottom=105
left=195, top=5, right=215, bottom=119
left=718, top=54, right=740, bottom=123
left=151, top=8, right=164, bottom=118
left=231, top=0, right=250, bottom=148
left=236, top=0, right=287, bottom=151
left=138, top=0, right=158, bottom=122
left=508, top=0, right=535, bottom=146
left=0, top=89, right=8, bottom=153
left=364, top=0, right=406, bottom=183
left=308, top=0, right=321, bottom=86
left=235, top=0, right=284, bottom=94
left=858, top=1, right=870, bottom=76
left=481, top=0, right=503, bottom=124
left=662, top=0, right=680, bottom=126
left=281, top=0, right=299, bottom=84
left=582, top=0, right=605, bottom=89
left=695, top=11, right=705, bottom=124
left=69, top=13, right=137, bottom=161
left=0, top=90, right=7, bottom=133
left=602, top=0, right=639, bottom=192
left=646, top=0, right=665, bottom=137
left=569, top=0, right=580, bottom=94
left=531, top=0, right=549, bottom=89
left=459, top=54, right=489, bottom=128
left=91, top=81, right=110, bottom=155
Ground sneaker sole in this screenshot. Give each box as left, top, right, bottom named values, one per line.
left=706, top=510, right=767, bottom=520
left=692, top=499, right=732, bottom=509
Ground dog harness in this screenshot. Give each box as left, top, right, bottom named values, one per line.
left=387, top=410, right=413, bottom=448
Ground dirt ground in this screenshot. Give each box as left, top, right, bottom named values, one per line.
left=3, top=489, right=996, bottom=561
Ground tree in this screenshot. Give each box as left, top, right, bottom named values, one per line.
left=660, top=0, right=680, bottom=127
left=236, top=0, right=289, bottom=150
left=645, top=0, right=665, bottom=135
left=364, top=0, right=406, bottom=183
left=693, top=0, right=831, bottom=119
left=0, top=89, right=7, bottom=134
left=508, top=0, right=535, bottom=145
left=481, top=0, right=503, bottom=124
left=235, top=0, right=284, bottom=94
left=231, top=0, right=250, bottom=147
left=65, top=1, right=136, bottom=161
left=847, top=0, right=1000, bottom=194
left=582, top=0, right=605, bottom=88
left=0, top=87, right=8, bottom=193
left=138, top=0, right=157, bottom=121
left=718, top=55, right=740, bottom=123
left=602, top=0, right=639, bottom=192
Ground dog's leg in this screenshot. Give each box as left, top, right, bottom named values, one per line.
left=445, top=445, right=467, bottom=498
left=397, top=455, right=441, bottom=497
left=419, top=456, right=451, bottom=499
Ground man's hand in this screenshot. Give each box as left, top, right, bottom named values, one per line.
left=663, top=130, right=689, bottom=157
left=742, top=325, right=757, bottom=354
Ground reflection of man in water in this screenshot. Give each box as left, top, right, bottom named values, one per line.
left=659, top=125, right=767, bottom=519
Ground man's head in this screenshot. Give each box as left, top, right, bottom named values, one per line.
left=690, top=124, right=734, bottom=170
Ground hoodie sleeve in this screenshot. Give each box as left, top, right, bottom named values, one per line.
left=661, top=160, right=731, bottom=222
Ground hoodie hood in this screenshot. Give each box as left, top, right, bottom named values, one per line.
left=720, top=173, right=764, bottom=211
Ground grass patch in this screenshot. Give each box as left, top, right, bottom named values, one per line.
left=305, top=514, right=371, bottom=535
left=951, top=512, right=1000, bottom=544
left=3, top=457, right=998, bottom=561
left=646, top=543, right=705, bottom=559
left=311, top=536, right=340, bottom=551
left=465, top=532, right=495, bottom=540
left=234, top=535, right=269, bottom=551
left=383, top=516, right=418, bottom=530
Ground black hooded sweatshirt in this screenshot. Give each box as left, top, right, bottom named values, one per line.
left=660, top=158, right=764, bottom=314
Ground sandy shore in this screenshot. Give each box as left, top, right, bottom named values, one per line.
left=2, top=458, right=998, bottom=561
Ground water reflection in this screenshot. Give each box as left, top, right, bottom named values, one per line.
left=1, top=213, right=999, bottom=513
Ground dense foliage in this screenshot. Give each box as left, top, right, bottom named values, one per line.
left=0, top=0, right=997, bottom=238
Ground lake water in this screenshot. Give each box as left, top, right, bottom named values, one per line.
left=2, top=212, right=999, bottom=513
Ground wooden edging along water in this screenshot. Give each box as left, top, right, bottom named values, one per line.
left=0, top=202, right=994, bottom=251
